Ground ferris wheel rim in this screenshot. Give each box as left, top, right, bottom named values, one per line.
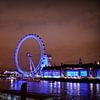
left=14, top=33, right=45, bottom=75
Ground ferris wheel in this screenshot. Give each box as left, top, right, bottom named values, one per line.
left=14, top=34, right=45, bottom=76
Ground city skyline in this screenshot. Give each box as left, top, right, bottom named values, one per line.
left=0, top=0, right=100, bottom=70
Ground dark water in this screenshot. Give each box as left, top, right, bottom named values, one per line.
left=0, top=79, right=100, bottom=100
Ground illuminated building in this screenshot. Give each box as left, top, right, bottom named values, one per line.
left=42, top=63, right=100, bottom=79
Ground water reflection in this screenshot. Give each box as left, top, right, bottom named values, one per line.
left=10, top=79, right=26, bottom=91
left=0, top=79, right=100, bottom=99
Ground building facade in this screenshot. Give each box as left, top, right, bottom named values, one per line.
left=41, top=63, right=100, bottom=79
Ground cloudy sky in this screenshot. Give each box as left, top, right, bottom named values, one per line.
left=0, top=0, right=100, bottom=70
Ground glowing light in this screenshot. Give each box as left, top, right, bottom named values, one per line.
left=10, top=79, right=14, bottom=89
left=96, top=84, right=99, bottom=93
left=80, top=70, right=87, bottom=77
left=57, top=82, right=61, bottom=94
left=50, top=82, right=53, bottom=94
left=36, top=74, right=40, bottom=78
left=67, top=70, right=79, bottom=77
left=43, top=70, right=61, bottom=78
left=44, top=71, right=52, bottom=78
left=77, top=83, right=80, bottom=96
left=90, top=83, right=93, bottom=94
left=41, top=54, right=49, bottom=68
left=53, top=71, right=60, bottom=78
left=96, top=70, right=100, bottom=78
left=97, top=61, right=100, bottom=65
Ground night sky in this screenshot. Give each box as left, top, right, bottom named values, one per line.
left=0, top=0, right=100, bottom=70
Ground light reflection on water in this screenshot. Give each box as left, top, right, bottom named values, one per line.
left=0, top=79, right=100, bottom=99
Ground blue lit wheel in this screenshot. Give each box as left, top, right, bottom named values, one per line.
left=15, top=34, right=45, bottom=76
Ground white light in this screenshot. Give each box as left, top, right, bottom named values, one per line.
left=11, top=78, right=14, bottom=89
left=97, top=61, right=100, bottom=65
left=90, top=83, right=93, bottom=93
left=36, top=74, right=40, bottom=77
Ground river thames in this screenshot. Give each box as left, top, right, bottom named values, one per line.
left=0, top=79, right=100, bottom=100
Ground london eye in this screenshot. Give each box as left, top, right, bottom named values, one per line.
left=14, top=34, right=45, bottom=77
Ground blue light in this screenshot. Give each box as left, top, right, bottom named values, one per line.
left=43, top=70, right=61, bottom=78
left=97, top=70, right=100, bottom=78
left=53, top=71, right=60, bottom=78
left=15, top=34, right=45, bottom=76
left=41, top=54, right=49, bottom=68
left=44, top=71, right=52, bottom=78
left=67, top=70, right=79, bottom=77
left=44, top=72, right=49, bottom=77
left=80, top=70, right=87, bottom=77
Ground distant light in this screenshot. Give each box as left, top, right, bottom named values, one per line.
left=97, top=61, right=100, bottom=65
left=36, top=74, right=40, bottom=77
